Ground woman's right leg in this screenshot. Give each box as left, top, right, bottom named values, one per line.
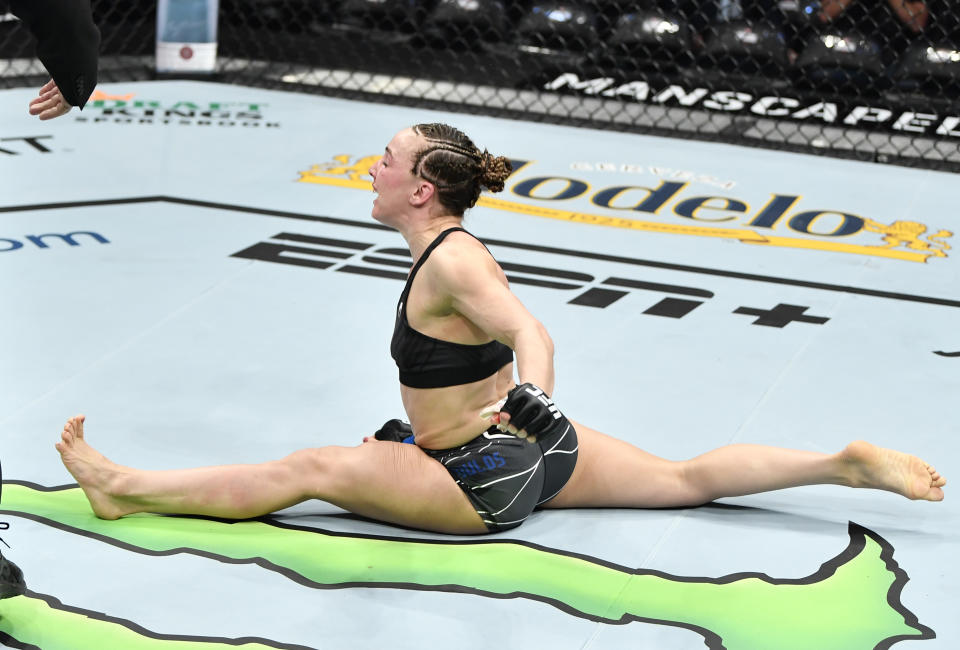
left=542, top=421, right=946, bottom=510
left=55, top=415, right=488, bottom=535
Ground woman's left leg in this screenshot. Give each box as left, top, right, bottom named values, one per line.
left=541, top=421, right=945, bottom=510
left=55, top=415, right=489, bottom=534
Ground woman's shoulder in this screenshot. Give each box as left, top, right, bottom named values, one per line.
left=437, top=228, right=495, bottom=261
left=428, top=229, right=502, bottom=286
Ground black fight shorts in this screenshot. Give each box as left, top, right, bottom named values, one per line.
left=422, top=419, right=579, bottom=532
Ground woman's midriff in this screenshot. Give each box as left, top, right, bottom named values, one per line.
left=401, top=363, right=516, bottom=450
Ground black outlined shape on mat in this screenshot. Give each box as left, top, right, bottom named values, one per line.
left=0, top=589, right=313, bottom=649
left=1, top=481, right=935, bottom=650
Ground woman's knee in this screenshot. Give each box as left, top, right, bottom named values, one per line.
left=676, top=458, right=720, bottom=506
left=281, top=446, right=356, bottom=495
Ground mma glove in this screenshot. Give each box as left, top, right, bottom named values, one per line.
left=500, top=383, right=564, bottom=437
left=373, top=419, right=415, bottom=444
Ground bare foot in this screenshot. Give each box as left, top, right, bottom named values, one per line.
left=840, top=440, right=946, bottom=501
left=54, top=415, right=133, bottom=519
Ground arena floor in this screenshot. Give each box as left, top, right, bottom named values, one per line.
left=1, top=80, right=958, bottom=650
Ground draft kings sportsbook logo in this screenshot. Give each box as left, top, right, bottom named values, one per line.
left=296, top=154, right=952, bottom=264
left=73, top=89, right=279, bottom=127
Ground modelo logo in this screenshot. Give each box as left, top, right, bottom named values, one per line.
left=513, top=176, right=866, bottom=237
left=502, top=164, right=951, bottom=258
left=298, top=155, right=953, bottom=262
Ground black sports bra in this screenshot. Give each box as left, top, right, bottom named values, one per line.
left=390, top=227, right=514, bottom=389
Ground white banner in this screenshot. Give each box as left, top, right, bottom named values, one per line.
left=156, top=0, right=219, bottom=73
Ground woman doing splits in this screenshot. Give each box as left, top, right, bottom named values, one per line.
left=56, top=123, right=946, bottom=535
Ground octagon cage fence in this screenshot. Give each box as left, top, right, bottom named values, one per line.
left=2, top=0, right=959, bottom=171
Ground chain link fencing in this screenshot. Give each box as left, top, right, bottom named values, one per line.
left=2, top=0, right=959, bottom=170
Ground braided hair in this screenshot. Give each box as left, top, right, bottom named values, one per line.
left=410, top=123, right=513, bottom=215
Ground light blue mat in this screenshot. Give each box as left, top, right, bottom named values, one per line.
left=1, top=81, right=957, bottom=650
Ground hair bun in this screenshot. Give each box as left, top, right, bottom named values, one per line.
left=479, top=151, right=512, bottom=193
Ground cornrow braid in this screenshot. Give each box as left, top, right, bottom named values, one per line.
left=425, top=140, right=481, bottom=162
left=411, top=123, right=513, bottom=215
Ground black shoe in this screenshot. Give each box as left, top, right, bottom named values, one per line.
left=0, top=524, right=27, bottom=599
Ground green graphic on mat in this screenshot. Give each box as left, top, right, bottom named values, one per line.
left=0, top=482, right=934, bottom=649
left=0, top=591, right=310, bottom=650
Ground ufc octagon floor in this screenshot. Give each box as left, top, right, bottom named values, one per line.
left=1, top=81, right=958, bottom=650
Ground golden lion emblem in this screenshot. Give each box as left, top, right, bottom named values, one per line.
left=863, top=218, right=953, bottom=258
left=298, top=154, right=381, bottom=183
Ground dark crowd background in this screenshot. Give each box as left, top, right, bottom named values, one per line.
left=2, top=0, right=959, bottom=170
